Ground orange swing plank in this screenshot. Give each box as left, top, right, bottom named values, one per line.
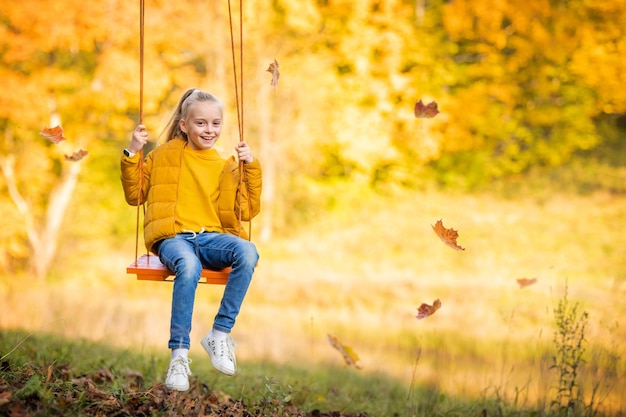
left=127, top=254, right=230, bottom=285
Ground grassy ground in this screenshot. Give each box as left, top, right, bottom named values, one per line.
left=1, top=186, right=625, bottom=416
left=0, top=330, right=410, bottom=416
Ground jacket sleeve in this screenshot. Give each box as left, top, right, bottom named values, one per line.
left=235, top=159, right=262, bottom=221
left=120, top=152, right=152, bottom=206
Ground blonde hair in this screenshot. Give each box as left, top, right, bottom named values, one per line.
left=163, top=88, right=223, bottom=142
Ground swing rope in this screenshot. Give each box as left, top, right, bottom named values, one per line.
left=130, top=0, right=250, bottom=275
left=227, top=0, right=243, bottom=144
left=227, top=0, right=252, bottom=240
left=133, top=0, right=146, bottom=265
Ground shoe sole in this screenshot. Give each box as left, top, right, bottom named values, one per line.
left=165, top=383, right=189, bottom=392
left=201, top=336, right=236, bottom=376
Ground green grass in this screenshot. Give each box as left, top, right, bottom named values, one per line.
left=0, top=328, right=603, bottom=417
left=2, top=327, right=620, bottom=416
left=0, top=329, right=421, bottom=416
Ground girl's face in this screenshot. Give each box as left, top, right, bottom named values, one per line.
left=179, top=101, right=222, bottom=150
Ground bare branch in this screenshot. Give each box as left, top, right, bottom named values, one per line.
left=0, top=155, right=40, bottom=250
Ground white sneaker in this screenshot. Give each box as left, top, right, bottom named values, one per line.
left=165, top=356, right=192, bottom=391
left=201, top=330, right=237, bottom=376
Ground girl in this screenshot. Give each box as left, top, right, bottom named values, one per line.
left=121, top=88, right=262, bottom=391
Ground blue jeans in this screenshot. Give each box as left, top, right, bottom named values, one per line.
left=157, top=232, right=259, bottom=350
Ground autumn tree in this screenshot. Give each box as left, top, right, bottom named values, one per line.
left=0, top=0, right=120, bottom=279
left=424, top=0, right=626, bottom=185
left=271, top=0, right=626, bottom=190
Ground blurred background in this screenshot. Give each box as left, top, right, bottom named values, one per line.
left=0, top=0, right=624, bottom=413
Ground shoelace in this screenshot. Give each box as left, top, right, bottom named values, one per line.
left=168, top=356, right=192, bottom=377
left=214, top=336, right=237, bottom=366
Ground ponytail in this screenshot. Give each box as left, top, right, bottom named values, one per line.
left=162, top=88, right=223, bottom=142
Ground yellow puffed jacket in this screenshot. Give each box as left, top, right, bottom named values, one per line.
left=120, top=137, right=262, bottom=253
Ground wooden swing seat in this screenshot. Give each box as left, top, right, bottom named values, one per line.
left=127, top=254, right=230, bottom=285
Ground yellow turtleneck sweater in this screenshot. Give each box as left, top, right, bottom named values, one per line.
left=174, top=147, right=226, bottom=234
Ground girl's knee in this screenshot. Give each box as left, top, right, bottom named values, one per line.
left=174, top=256, right=202, bottom=280
left=238, top=241, right=259, bottom=267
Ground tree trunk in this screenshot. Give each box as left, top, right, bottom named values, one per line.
left=1, top=154, right=82, bottom=281
left=415, top=0, right=425, bottom=25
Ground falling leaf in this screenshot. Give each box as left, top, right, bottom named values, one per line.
left=516, top=278, right=537, bottom=288
left=432, top=219, right=465, bottom=251
left=416, top=299, right=442, bottom=319
left=414, top=99, right=439, bottom=118
left=266, top=59, right=279, bottom=90
left=64, top=149, right=88, bottom=162
left=39, top=125, right=66, bottom=144
left=327, top=334, right=361, bottom=369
